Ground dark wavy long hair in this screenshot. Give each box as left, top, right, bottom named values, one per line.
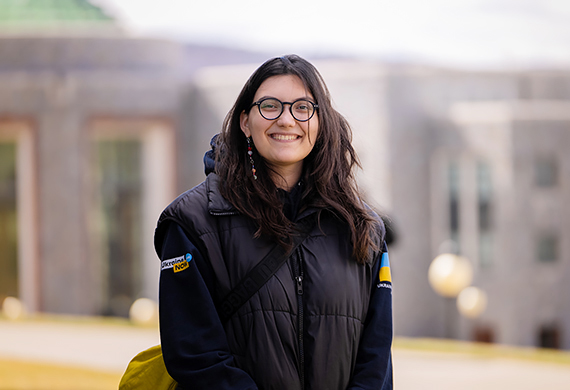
left=216, top=55, right=381, bottom=264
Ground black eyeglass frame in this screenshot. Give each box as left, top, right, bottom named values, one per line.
left=248, top=98, right=319, bottom=122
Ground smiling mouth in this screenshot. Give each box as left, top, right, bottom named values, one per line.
left=270, top=134, right=300, bottom=140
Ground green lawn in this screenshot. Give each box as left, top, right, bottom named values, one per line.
left=0, top=359, right=122, bottom=390
left=0, top=314, right=153, bottom=390
left=394, top=337, right=570, bottom=365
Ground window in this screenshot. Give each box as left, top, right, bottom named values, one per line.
left=537, top=235, right=558, bottom=262
left=94, top=140, right=143, bottom=316
left=477, top=163, right=492, bottom=230
left=448, top=162, right=460, bottom=246
left=535, top=158, right=558, bottom=187
left=477, top=163, right=493, bottom=266
left=0, top=142, right=18, bottom=300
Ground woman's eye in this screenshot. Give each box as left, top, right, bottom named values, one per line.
left=294, top=102, right=311, bottom=111
left=261, top=102, right=279, bottom=110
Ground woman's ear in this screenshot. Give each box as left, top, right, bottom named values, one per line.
left=240, top=111, right=251, bottom=137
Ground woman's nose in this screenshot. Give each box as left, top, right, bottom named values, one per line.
left=277, top=107, right=296, bottom=127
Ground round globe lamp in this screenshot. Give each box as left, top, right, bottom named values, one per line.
left=129, top=298, right=158, bottom=326
left=2, top=296, right=26, bottom=320
left=457, top=286, right=487, bottom=319
left=428, top=253, right=473, bottom=298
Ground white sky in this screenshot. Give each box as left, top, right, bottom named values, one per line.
left=95, top=0, right=570, bottom=69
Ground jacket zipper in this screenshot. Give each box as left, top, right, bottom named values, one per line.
left=294, top=247, right=305, bottom=390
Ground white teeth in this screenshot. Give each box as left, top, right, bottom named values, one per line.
left=271, top=134, right=298, bottom=140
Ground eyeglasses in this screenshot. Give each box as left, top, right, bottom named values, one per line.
left=249, top=98, right=319, bottom=122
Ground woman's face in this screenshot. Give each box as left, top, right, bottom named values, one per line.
left=240, top=74, right=319, bottom=179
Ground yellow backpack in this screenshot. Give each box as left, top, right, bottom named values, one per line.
left=118, top=345, right=177, bottom=390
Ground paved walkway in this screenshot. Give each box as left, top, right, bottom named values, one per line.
left=1, top=319, right=570, bottom=389
left=393, top=349, right=570, bottom=390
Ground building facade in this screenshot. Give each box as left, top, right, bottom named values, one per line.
left=0, top=0, right=182, bottom=316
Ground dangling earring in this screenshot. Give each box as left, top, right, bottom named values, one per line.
left=247, top=137, right=258, bottom=180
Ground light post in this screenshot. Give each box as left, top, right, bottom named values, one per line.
left=1, top=296, right=26, bottom=320
left=428, top=253, right=473, bottom=298
left=428, top=250, right=473, bottom=338
left=456, top=286, right=487, bottom=319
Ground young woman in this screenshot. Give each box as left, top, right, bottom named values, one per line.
left=155, top=55, right=393, bottom=390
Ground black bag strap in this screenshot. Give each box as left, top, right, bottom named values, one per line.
left=218, top=218, right=314, bottom=323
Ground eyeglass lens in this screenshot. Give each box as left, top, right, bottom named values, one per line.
left=258, top=98, right=315, bottom=121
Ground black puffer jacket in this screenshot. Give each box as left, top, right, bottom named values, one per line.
left=155, top=173, right=393, bottom=390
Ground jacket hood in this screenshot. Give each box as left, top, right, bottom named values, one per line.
left=203, top=134, right=219, bottom=176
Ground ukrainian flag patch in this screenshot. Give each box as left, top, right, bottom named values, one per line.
left=379, top=252, right=391, bottom=283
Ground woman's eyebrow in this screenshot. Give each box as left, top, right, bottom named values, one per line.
left=255, top=95, right=315, bottom=102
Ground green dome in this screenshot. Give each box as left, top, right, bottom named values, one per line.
left=0, top=0, right=116, bottom=28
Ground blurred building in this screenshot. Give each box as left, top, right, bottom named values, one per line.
left=0, top=1, right=568, bottom=350
left=0, top=0, right=183, bottom=316
left=379, top=67, right=570, bottom=351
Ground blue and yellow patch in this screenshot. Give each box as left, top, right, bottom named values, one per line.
left=161, top=253, right=192, bottom=273
left=379, top=252, right=391, bottom=283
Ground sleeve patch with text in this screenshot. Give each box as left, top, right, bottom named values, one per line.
left=161, top=253, right=193, bottom=273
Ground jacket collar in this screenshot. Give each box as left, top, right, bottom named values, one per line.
left=205, top=172, right=321, bottom=221
left=206, top=173, right=239, bottom=216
